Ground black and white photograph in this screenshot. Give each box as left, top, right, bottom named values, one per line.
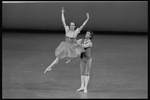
left=2, top=1, right=148, bottom=98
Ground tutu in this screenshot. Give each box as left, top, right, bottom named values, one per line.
left=55, top=37, right=85, bottom=59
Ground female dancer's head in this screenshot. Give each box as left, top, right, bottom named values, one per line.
left=85, top=30, right=94, bottom=40
left=70, top=21, right=76, bottom=30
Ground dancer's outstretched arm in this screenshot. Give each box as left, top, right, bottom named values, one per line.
left=79, top=13, right=89, bottom=31
left=61, top=7, right=67, bottom=29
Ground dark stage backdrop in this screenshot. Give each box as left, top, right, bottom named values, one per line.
left=2, top=1, right=148, bottom=32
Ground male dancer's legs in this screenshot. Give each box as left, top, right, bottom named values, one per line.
left=76, top=59, right=86, bottom=91
left=84, top=58, right=92, bottom=93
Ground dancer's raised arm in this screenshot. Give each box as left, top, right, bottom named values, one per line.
left=61, top=7, right=67, bottom=29
left=79, top=13, right=89, bottom=31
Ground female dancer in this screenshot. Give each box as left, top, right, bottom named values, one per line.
left=44, top=7, right=89, bottom=73
left=76, top=30, right=94, bottom=93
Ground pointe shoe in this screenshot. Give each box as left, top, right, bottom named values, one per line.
left=76, top=87, right=84, bottom=92
left=44, top=67, right=52, bottom=73
left=47, top=67, right=52, bottom=71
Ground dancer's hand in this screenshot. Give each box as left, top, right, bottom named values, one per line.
left=77, top=39, right=83, bottom=44
left=86, top=13, right=89, bottom=19
left=61, top=7, right=65, bottom=13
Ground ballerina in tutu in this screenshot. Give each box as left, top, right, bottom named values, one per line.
left=44, top=7, right=89, bottom=73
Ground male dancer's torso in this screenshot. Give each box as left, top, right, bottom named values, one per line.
left=80, top=39, right=92, bottom=61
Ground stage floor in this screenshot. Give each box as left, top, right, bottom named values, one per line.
left=2, top=32, right=148, bottom=98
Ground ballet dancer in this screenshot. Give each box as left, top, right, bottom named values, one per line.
left=44, top=7, right=89, bottom=73
left=76, top=30, right=94, bottom=93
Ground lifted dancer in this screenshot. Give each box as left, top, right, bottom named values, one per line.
left=44, top=7, right=89, bottom=73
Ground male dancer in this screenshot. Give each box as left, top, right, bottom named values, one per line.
left=76, top=30, right=94, bottom=93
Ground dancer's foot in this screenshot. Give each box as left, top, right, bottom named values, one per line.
left=84, top=88, right=88, bottom=93
left=47, top=67, right=52, bottom=71
left=66, top=59, right=71, bottom=64
left=76, top=87, right=84, bottom=92
left=44, top=67, right=52, bottom=73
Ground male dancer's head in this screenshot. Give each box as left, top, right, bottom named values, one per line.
left=85, top=30, right=94, bottom=40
